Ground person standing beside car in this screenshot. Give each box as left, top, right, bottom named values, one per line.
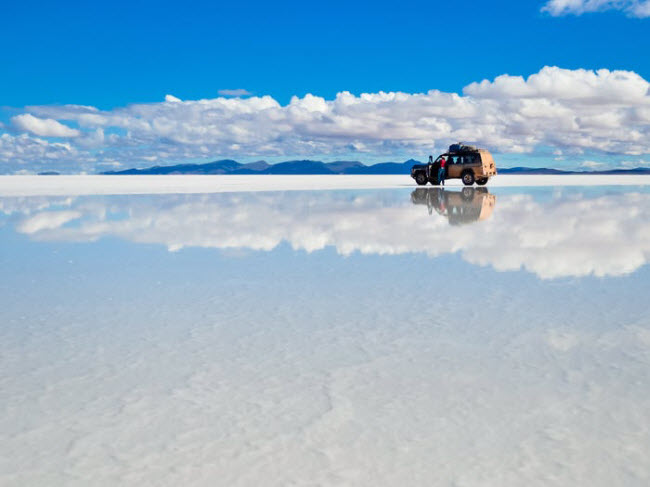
left=438, top=156, right=447, bottom=186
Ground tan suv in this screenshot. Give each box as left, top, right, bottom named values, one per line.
left=411, top=144, right=497, bottom=186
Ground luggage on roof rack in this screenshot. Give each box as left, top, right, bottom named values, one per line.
left=449, top=143, right=477, bottom=153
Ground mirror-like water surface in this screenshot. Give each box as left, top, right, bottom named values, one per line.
left=1, top=186, right=649, bottom=486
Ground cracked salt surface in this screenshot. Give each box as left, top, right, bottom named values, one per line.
left=1, top=184, right=649, bottom=486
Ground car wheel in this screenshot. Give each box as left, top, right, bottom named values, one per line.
left=462, top=171, right=475, bottom=186
left=476, top=178, right=488, bottom=186
left=415, top=173, right=428, bottom=185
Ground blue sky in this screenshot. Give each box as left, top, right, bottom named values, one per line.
left=1, top=0, right=650, bottom=172
left=3, top=0, right=649, bottom=108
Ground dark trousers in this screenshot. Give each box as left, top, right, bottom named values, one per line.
left=438, top=168, right=445, bottom=186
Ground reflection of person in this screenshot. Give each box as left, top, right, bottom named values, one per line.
left=437, top=188, right=446, bottom=214
left=438, top=157, right=447, bottom=186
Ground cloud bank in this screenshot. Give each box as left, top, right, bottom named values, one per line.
left=542, top=0, right=650, bottom=17
left=2, top=66, right=650, bottom=172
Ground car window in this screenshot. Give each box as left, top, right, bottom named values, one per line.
left=462, top=154, right=476, bottom=164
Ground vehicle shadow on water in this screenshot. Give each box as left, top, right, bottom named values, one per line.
left=411, top=187, right=497, bottom=225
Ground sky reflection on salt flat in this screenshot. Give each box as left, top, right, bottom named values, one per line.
left=1, top=186, right=649, bottom=486
left=2, top=186, right=649, bottom=279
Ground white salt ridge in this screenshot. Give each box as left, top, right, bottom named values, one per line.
left=0, top=174, right=649, bottom=196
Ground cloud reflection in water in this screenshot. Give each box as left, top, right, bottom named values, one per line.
left=4, top=187, right=650, bottom=279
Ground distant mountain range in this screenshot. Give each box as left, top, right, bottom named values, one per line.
left=101, top=159, right=422, bottom=175
left=98, top=159, right=650, bottom=176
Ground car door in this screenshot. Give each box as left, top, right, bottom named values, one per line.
left=447, top=155, right=462, bottom=178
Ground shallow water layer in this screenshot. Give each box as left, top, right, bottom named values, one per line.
left=1, top=186, right=649, bottom=486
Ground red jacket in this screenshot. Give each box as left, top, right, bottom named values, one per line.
left=440, top=158, right=447, bottom=168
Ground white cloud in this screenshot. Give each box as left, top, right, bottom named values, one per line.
left=541, top=0, right=650, bottom=18
left=1, top=66, right=650, bottom=171
left=0, top=133, right=76, bottom=166
left=620, top=158, right=650, bottom=167
left=217, top=88, right=252, bottom=97
left=165, top=94, right=182, bottom=102
left=630, top=0, right=650, bottom=15
left=11, top=114, right=80, bottom=138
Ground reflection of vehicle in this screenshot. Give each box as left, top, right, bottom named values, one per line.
left=411, top=143, right=497, bottom=186
left=411, top=187, right=496, bottom=225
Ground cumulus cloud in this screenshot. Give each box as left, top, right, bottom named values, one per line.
left=2, top=66, right=650, bottom=172
left=632, top=0, right=650, bottom=15
left=0, top=133, right=76, bottom=164
left=11, top=114, right=80, bottom=138
left=217, top=88, right=252, bottom=97
left=621, top=158, right=650, bottom=167
left=8, top=189, right=650, bottom=279
left=165, top=94, right=182, bottom=102
left=541, top=0, right=650, bottom=17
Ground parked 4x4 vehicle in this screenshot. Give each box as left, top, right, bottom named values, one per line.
left=411, top=143, right=497, bottom=186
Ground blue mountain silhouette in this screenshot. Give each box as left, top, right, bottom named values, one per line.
left=101, top=160, right=650, bottom=175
